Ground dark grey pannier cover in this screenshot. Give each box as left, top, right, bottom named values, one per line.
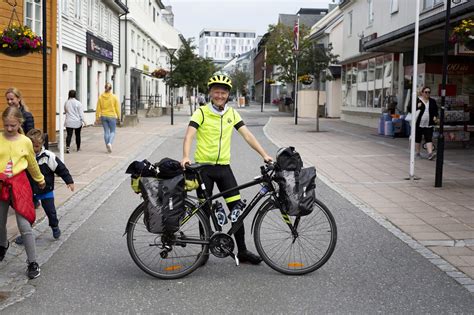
left=277, top=167, right=316, bottom=216
left=140, top=174, right=185, bottom=234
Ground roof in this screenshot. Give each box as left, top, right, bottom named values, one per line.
left=278, top=10, right=327, bottom=28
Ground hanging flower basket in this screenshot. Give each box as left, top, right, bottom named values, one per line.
left=152, top=68, right=168, bottom=78
left=0, top=2, right=43, bottom=58
left=449, top=18, right=474, bottom=50
left=266, top=78, right=276, bottom=84
left=299, top=74, right=313, bottom=85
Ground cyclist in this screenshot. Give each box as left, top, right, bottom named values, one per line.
left=181, top=73, right=273, bottom=265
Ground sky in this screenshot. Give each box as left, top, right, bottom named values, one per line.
left=163, top=0, right=334, bottom=42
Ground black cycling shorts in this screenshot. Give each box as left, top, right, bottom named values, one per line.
left=196, top=164, right=240, bottom=204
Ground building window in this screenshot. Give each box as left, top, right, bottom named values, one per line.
left=348, top=11, right=353, bottom=36
left=423, top=0, right=443, bottom=10
left=142, top=38, right=146, bottom=57
left=137, top=35, right=141, bottom=55
left=390, top=0, right=399, bottom=14
left=131, top=30, right=135, bottom=52
left=74, top=0, right=82, bottom=20
left=98, top=4, right=104, bottom=33
left=153, top=7, right=156, bottom=22
left=24, top=0, right=42, bottom=34
left=105, top=10, right=111, bottom=38
left=87, top=0, right=94, bottom=27
left=62, top=0, right=69, bottom=15
left=367, top=0, right=374, bottom=26
left=76, top=56, right=82, bottom=102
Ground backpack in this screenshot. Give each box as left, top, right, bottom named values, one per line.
left=275, top=147, right=316, bottom=216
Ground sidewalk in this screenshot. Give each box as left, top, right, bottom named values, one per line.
left=5, top=110, right=190, bottom=241
left=263, top=114, right=474, bottom=291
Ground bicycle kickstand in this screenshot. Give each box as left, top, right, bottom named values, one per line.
left=228, top=251, right=240, bottom=266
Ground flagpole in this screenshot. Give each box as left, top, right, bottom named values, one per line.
left=294, top=14, right=300, bottom=125
left=408, top=0, right=420, bottom=180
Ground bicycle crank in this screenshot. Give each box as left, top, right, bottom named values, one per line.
left=209, top=232, right=235, bottom=259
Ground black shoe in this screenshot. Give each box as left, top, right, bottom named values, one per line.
left=237, top=250, right=262, bottom=265
left=66, top=147, right=70, bottom=154
left=15, top=235, right=23, bottom=245
left=52, top=226, right=61, bottom=239
left=0, top=241, right=9, bottom=261
left=27, top=262, right=41, bottom=279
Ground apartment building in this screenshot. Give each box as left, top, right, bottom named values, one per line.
left=120, top=0, right=181, bottom=114
left=198, top=28, right=256, bottom=66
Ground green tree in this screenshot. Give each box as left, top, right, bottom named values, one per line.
left=230, top=68, right=250, bottom=95
left=265, top=23, right=311, bottom=83
left=299, top=43, right=338, bottom=131
left=166, top=39, right=217, bottom=102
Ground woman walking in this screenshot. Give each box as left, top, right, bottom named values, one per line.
left=95, top=83, right=120, bottom=153
left=5, top=87, right=35, bottom=134
left=414, top=86, right=439, bottom=160
left=64, top=90, right=85, bottom=153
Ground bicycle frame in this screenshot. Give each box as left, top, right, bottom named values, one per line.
left=180, top=165, right=278, bottom=242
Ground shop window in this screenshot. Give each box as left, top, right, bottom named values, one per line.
left=358, top=61, right=368, bottom=83
left=367, top=90, right=374, bottom=108
left=357, top=91, right=367, bottom=107
left=368, top=58, right=375, bottom=81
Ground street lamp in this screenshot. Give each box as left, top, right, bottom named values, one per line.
left=435, top=0, right=462, bottom=187
left=165, top=48, right=177, bottom=125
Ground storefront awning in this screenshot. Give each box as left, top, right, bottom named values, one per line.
left=363, top=2, right=474, bottom=53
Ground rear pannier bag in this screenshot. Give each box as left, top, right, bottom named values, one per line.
left=140, top=174, right=186, bottom=234
left=275, top=147, right=316, bottom=216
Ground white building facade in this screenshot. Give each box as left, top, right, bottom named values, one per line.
left=338, top=0, right=471, bottom=128
left=58, top=0, right=128, bottom=126
left=120, top=0, right=182, bottom=115
left=198, top=28, right=256, bottom=65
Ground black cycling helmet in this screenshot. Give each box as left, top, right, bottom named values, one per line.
left=207, top=73, right=232, bottom=90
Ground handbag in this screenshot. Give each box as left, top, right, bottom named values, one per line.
left=405, top=113, right=413, bottom=122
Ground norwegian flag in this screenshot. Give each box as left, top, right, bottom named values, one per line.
left=293, top=17, right=300, bottom=51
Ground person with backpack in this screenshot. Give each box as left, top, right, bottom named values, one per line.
left=180, top=72, right=272, bottom=265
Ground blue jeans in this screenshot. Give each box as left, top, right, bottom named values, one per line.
left=101, top=116, right=116, bottom=145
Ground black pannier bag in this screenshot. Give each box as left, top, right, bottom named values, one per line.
left=275, top=147, right=316, bottom=216
left=129, top=158, right=186, bottom=234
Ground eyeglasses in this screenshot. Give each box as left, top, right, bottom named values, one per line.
left=423, top=91, right=431, bottom=94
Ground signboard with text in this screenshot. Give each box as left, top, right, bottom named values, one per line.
left=86, top=32, right=113, bottom=63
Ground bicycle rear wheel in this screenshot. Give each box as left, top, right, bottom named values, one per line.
left=126, top=200, right=211, bottom=279
left=254, top=198, right=337, bottom=275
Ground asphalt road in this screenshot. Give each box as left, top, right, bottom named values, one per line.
left=5, top=109, right=474, bottom=313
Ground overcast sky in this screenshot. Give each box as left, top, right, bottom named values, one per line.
left=163, top=0, right=334, bottom=43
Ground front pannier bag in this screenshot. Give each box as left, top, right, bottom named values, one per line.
left=275, top=147, right=316, bottom=216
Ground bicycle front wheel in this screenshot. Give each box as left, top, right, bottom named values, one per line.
left=254, top=198, right=337, bottom=275
left=126, top=200, right=211, bottom=279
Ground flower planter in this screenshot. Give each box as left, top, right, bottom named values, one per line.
left=464, top=40, right=474, bottom=51
left=1, top=49, right=32, bottom=57
left=301, top=80, right=313, bottom=85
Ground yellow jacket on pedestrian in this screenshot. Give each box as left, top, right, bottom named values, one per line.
left=0, top=134, right=44, bottom=183
left=96, top=92, right=120, bottom=120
